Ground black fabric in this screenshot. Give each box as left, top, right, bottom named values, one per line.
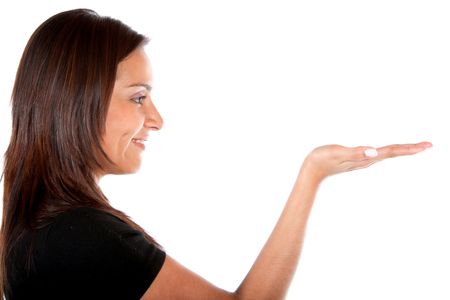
left=5, top=207, right=166, bottom=300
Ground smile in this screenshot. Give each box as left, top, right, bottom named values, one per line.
left=131, top=138, right=146, bottom=150
left=132, top=138, right=146, bottom=144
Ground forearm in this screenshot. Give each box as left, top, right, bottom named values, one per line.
left=234, top=165, right=321, bottom=300
left=143, top=143, right=430, bottom=299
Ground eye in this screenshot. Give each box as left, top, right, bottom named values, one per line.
left=131, top=95, right=146, bottom=105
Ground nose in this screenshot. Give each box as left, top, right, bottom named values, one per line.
left=143, top=99, right=164, bottom=130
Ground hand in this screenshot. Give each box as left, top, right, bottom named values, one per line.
left=300, top=141, right=433, bottom=184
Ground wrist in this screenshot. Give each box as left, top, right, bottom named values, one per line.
left=298, top=158, right=325, bottom=187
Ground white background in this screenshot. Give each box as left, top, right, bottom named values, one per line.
left=0, top=1, right=449, bottom=299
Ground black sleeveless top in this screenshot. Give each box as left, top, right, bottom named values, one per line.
left=5, top=207, right=166, bottom=299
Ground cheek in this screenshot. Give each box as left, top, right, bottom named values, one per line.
left=104, top=109, right=144, bottom=152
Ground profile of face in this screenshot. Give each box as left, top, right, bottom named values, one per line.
left=100, top=47, right=164, bottom=176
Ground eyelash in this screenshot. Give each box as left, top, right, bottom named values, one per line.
left=131, top=95, right=147, bottom=105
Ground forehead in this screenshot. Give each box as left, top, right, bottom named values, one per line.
left=115, top=48, right=153, bottom=85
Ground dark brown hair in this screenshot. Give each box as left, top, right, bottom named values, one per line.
left=0, top=8, right=158, bottom=297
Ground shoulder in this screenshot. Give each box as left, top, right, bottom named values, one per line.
left=49, top=206, right=124, bottom=230
left=45, top=207, right=126, bottom=246
left=51, top=206, right=123, bottom=227
left=46, top=206, right=158, bottom=256
left=39, top=206, right=166, bottom=298
left=48, top=206, right=162, bottom=254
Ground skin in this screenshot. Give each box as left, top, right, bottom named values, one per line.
left=97, top=47, right=433, bottom=299
left=98, top=47, right=164, bottom=178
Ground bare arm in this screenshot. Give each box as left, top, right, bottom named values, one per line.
left=142, top=141, right=432, bottom=300
left=234, top=162, right=320, bottom=300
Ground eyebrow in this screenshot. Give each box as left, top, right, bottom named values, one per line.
left=127, top=83, right=152, bottom=91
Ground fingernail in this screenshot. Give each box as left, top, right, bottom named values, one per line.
left=424, top=142, right=433, bottom=148
left=364, top=148, right=378, bottom=157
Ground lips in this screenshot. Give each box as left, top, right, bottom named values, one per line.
left=131, top=138, right=146, bottom=144
left=131, top=135, right=148, bottom=150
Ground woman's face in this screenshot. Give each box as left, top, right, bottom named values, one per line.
left=100, top=47, right=163, bottom=177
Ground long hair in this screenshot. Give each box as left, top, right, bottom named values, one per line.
left=0, top=8, right=159, bottom=297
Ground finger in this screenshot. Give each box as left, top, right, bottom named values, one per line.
left=376, top=141, right=433, bottom=159
left=345, top=146, right=379, bottom=161
left=342, top=141, right=432, bottom=163
left=377, top=143, right=428, bottom=158
left=337, top=146, right=378, bottom=168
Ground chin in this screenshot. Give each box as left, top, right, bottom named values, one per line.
left=109, top=162, right=142, bottom=175
left=122, top=165, right=141, bottom=174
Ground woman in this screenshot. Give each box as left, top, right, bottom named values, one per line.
left=0, top=8, right=432, bottom=300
